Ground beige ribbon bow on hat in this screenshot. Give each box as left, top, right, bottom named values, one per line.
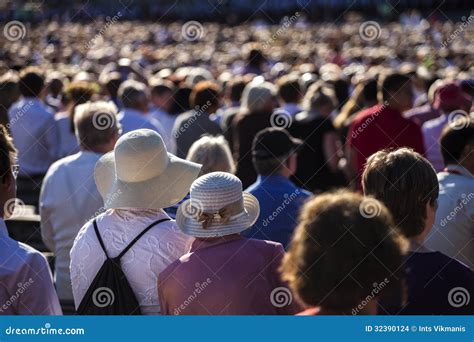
left=197, top=200, right=244, bottom=230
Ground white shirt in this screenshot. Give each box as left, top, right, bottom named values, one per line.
left=118, top=108, right=171, bottom=149
left=422, top=115, right=448, bottom=172
left=425, top=165, right=474, bottom=270
left=40, top=151, right=104, bottom=301
left=150, top=107, right=177, bottom=154
left=55, top=112, right=80, bottom=158
left=70, top=208, right=193, bottom=315
left=8, top=97, right=59, bottom=176
left=0, top=218, right=62, bottom=315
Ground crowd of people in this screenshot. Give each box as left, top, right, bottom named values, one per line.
left=0, top=13, right=473, bottom=315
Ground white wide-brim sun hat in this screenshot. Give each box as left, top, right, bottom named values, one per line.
left=176, top=172, right=260, bottom=238
left=95, top=129, right=202, bottom=210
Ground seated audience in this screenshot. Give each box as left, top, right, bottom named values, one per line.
left=40, top=101, right=120, bottom=311
left=159, top=172, right=300, bottom=315
left=362, top=148, right=474, bottom=314
left=70, top=129, right=201, bottom=314
left=281, top=191, right=406, bottom=315
left=172, top=81, right=222, bottom=158
left=243, top=128, right=311, bottom=249
left=425, top=118, right=474, bottom=270
left=0, top=125, right=61, bottom=315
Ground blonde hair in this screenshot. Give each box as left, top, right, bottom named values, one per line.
left=186, top=135, right=235, bottom=176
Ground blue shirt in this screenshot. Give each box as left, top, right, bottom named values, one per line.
left=243, top=175, right=311, bottom=249
left=8, top=98, right=59, bottom=176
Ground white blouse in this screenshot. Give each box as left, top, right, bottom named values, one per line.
left=70, top=208, right=193, bottom=315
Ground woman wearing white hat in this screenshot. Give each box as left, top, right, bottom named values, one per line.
left=158, top=172, right=300, bottom=315
left=70, top=129, right=202, bottom=315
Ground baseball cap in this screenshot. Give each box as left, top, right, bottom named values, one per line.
left=252, top=128, right=303, bottom=160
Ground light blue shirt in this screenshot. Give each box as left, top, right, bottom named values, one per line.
left=118, top=108, right=170, bottom=149
left=40, top=151, right=104, bottom=301
left=0, top=218, right=62, bottom=314
left=55, top=112, right=80, bottom=158
left=8, top=98, right=60, bottom=176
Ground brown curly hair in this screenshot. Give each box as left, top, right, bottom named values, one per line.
left=281, top=191, right=406, bottom=312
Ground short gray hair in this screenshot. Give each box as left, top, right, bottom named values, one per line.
left=186, top=135, right=235, bottom=176
left=118, top=79, right=147, bottom=108
left=74, top=101, right=120, bottom=149
left=241, top=81, right=275, bottom=113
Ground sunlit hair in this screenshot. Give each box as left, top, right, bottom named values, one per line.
left=281, top=191, right=406, bottom=312
left=186, top=135, right=235, bottom=176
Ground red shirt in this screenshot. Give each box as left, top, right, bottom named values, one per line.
left=348, top=104, right=425, bottom=187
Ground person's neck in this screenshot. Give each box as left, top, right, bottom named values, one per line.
left=81, top=146, right=109, bottom=154
left=408, top=237, right=430, bottom=253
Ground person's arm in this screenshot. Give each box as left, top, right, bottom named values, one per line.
left=39, top=170, right=55, bottom=252
left=15, top=252, right=62, bottom=315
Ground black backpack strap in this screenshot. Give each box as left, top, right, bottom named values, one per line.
left=93, top=219, right=110, bottom=259
left=116, top=218, right=171, bottom=260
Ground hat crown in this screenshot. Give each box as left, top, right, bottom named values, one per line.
left=114, top=129, right=169, bottom=182
left=190, top=172, right=243, bottom=212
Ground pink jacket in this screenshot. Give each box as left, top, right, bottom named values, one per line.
left=158, top=235, right=300, bottom=315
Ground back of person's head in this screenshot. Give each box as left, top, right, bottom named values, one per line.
left=281, top=191, right=406, bottom=313
left=65, top=81, right=96, bottom=106
left=362, top=148, right=439, bottom=238
left=226, top=76, right=249, bottom=104
left=102, top=72, right=123, bottom=99
left=150, top=79, right=175, bottom=98
left=362, top=78, right=378, bottom=105
left=118, top=79, right=147, bottom=109
left=241, top=81, right=276, bottom=113
left=0, top=71, right=20, bottom=107
left=18, top=67, right=44, bottom=98
left=440, top=117, right=474, bottom=169
left=378, top=72, right=411, bottom=104
left=47, top=72, right=67, bottom=96
left=186, top=135, right=235, bottom=176
left=252, top=127, right=301, bottom=176
left=189, top=81, right=220, bottom=111
left=303, top=84, right=336, bottom=114
left=245, top=44, right=265, bottom=67
left=74, top=101, right=120, bottom=151
left=170, top=86, right=192, bottom=115
left=276, top=75, right=302, bottom=104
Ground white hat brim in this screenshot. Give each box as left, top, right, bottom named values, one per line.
left=94, top=152, right=202, bottom=210
left=175, top=192, right=260, bottom=238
